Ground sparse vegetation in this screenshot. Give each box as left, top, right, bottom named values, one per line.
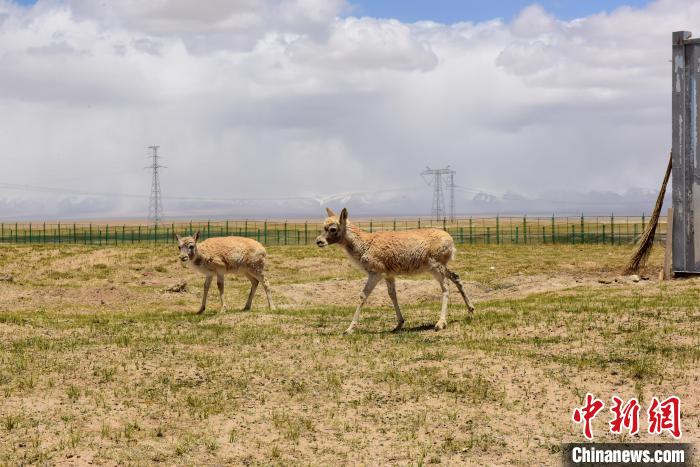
left=0, top=242, right=696, bottom=465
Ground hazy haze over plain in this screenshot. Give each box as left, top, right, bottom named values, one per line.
left=0, top=0, right=694, bottom=219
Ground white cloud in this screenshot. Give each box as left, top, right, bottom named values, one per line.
left=0, top=0, right=696, bottom=218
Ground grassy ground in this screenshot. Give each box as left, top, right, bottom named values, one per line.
left=0, top=243, right=698, bottom=465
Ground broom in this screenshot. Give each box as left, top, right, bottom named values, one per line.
left=624, top=151, right=672, bottom=274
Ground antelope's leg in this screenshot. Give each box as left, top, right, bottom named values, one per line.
left=250, top=271, right=274, bottom=310
left=446, top=268, right=475, bottom=313
left=260, top=274, right=274, bottom=310
left=385, top=277, right=404, bottom=332
left=243, top=273, right=259, bottom=311
left=216, top=272, right=228, bottom=312
left=430, top=268, right=450, bottom=331
left=345, top=273, right=381, bottom=334
left=198, top=275, right=213, bottom=314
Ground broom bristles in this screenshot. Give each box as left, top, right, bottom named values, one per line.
left=624, top=151, right=672, bottom=274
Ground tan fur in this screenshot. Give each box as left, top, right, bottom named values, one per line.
left=316, top=207, right=474, bottom=333
left=175, top=232, right=273, bottom=314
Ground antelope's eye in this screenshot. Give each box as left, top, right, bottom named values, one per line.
left=329, top=227, right=337, bottom=233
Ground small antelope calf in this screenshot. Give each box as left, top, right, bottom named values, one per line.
left=316, top=208, right=474, bottom=333
left=175, top=231, right=273, bottom=314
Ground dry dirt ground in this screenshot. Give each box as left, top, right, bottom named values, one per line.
left=0, top=243, right=698, bottom=465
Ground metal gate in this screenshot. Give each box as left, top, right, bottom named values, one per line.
left=672, top=31, right=700, bottom=273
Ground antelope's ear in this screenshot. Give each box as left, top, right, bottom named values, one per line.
left=339, top=208, right=348, bottom=226
left=325, top=207, right=336, bottom=217
left=193, top=231, right=200, bottom=243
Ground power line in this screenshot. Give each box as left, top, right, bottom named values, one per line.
left=145, top=145, right=165, bottom=224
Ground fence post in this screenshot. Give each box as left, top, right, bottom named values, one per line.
left=515, top=226, right=519, bottom=244
left=542, top=226, right=546, bottom=244
left=580, top=215, right=585, bottom=243
left=486, top=226, right=490, bottom=244
left=369, top=220, right=373, bottom=233
left=571, top=225, right=575, bottom=244
left=418, top=218, right=421, bottom=229
left=551, top=215, right=555, bottom=244
left=393, top=219, right=396, bottom=231
left=89, top=224, right=93, bottom=244
left=264, top=221, right=268, bottom=245
left=496, top=216, right=500, bottom=244
left=105, top=224, right=108, bottom=245
left=610, top=214, right=615, bottom=245
left=29, top=223, right=32, bottom=244
left=523, top=216, right=528, bottom=244
left=284, top=220, right=288, bottom=245
left=1, top=223, right=3, bottom=242
left=304, top=221, right=308, bottom=245
left=469, top=217, right=473, bottom=244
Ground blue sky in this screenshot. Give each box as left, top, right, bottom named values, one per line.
left=348, top=0, right=653, bottom=22
left=14, top=0, right=655, bottom=22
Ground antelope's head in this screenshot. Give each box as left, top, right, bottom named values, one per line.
left=316, top=207, right=347, bottom=248
left=175, top=231, right=200, bottom=263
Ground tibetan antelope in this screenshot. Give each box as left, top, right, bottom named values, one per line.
left=175, top=231, right=273, bottom=314
left=316, top=208, right=474, bottom=333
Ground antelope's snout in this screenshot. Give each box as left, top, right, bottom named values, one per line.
left=316, top=236, right=328, bottom=248
left=179, top=254, right=189, bottom=262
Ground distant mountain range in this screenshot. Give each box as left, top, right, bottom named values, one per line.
left=0, top=187, right=670, bottom=221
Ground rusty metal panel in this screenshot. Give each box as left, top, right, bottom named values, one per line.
left=671, top=31, right=700, bottom=273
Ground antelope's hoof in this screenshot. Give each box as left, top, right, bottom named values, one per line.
left=343, top=327, right=355, bottom=335
left=434, top=320, right=447, bottom=331
left=196, top=307, right=205, bottom=315
left=467, top=304, right=475, bottom=314
left=391, top=321, right=405, bottom=333
left=242, top=306, right=251, bottom=312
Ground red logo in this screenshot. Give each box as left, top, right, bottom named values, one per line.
left=572, top=394, right=681, bottom=440
left=648, top=396, right=682, bottom=438
left=572, top=393, right=605, bottom=440
left=609, top=396, right=640, bottom=435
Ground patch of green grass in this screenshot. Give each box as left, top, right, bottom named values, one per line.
left=3, top=415, right=21, bottom=432
left=272, top=410, right=315, bottom=443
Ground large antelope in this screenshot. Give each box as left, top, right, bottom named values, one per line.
left=175, top=232, right=274, bottom=314
left=316, top=208, right=474, bottom=333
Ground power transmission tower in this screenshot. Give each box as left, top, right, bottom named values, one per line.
left=145, top=145, right=165, bottom=224
left=421, top=166, right=456, bottom=220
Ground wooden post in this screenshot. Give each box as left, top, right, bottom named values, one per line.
left=663, top=207, right=674, bottom=280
